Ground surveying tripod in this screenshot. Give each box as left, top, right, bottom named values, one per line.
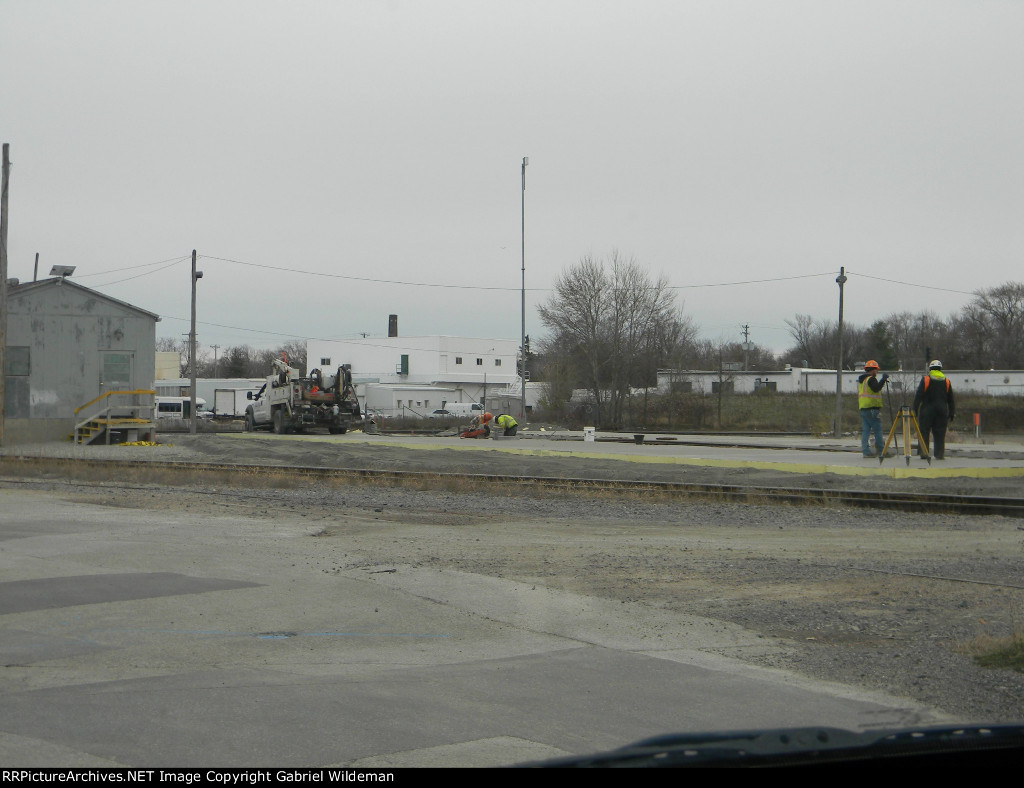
left=880, top=405, right=931, bottom=466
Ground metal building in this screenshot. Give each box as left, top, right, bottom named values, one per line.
left=3, top=277, right=159, bottom=443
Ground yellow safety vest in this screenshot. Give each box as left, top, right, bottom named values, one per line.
left=858, top=377, right=883, bottom=409
left=923, top=371, right=950, bottom=392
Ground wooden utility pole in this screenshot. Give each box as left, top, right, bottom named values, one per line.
left=0, top=143, right=11, bottom=446
left=520, top=156, right=528, bottom=422
left=833, top=267, right=847, bottom=438
left=189, top=250, right=201, bottom=435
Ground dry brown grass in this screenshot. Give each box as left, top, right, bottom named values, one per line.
left=956, top=627, right=1024, bottom=672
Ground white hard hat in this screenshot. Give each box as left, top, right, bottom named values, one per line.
left=929, top=359, right=942, bottom=369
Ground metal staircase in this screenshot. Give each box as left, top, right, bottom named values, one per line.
left=72, top=390, right=156, bottom=445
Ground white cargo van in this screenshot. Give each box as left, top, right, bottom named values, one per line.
left=441, top=402, right=485, bottom=418
left=155, top=397, right=210, bottom=420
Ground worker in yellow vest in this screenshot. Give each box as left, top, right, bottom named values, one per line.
left=495, top=413, right=518, bottom=436
left=857, top=360, right=889, bottom=458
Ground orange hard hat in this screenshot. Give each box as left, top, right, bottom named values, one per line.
left=864, top=360, right=879, bottom=371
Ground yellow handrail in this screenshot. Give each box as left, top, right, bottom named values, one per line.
left=74, top=389, right=156, bottom=415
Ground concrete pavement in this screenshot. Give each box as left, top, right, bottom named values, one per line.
left=226, top=428, right=1024, bottom=480
left=0, top=488, right=951, bottom=768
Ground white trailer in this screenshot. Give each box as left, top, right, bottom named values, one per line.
left=213, top=388, right=261, bottom=418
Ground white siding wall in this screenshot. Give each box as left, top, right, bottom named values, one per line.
left=656, top=368, right=1024, bottom=396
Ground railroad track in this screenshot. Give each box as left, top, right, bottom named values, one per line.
left=3, top=455, right=1024, bottom=517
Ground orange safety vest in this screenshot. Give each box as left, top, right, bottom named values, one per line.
left=923, top=373, right=950, bottom=392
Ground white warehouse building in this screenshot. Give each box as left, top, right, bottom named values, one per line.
left=656, top=367, right=1024, bottom=396
left=307, top=333, right=526, bottom=419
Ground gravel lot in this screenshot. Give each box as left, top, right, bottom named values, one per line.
left=4, top=432, right=1024, bottom=725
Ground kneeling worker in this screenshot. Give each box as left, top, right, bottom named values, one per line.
left=495, top=413, right=518, bottom=436
left=460, top=412, right=493, bottom=439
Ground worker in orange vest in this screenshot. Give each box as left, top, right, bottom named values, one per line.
left=913, top=360, right=956, bottom=460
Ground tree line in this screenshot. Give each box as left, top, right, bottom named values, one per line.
left=782, top=281, right=1024, bottom=371
left=156, top=338, right=308, bottom=379
left=536, top=253, right=1024, bottom=426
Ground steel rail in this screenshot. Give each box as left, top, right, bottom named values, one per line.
left=2, top=455, right=1023, bottom=517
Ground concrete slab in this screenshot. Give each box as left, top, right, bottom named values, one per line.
left=217, top=430, right=1024, bottom=480
left=0, top=489, right=948, bottom=767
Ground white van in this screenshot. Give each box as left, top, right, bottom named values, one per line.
left=155, top=396, right=209, bottom=420
left=441, top=402, right=485, bottom=418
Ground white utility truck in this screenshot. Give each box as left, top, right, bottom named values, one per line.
left=245, top=358, right=361, bottom=434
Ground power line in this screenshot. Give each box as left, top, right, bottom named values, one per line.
left=847, top=271, right=975, bottom=296
left=200, top=255, right=845, bottom=293
left=73, top=255, right=192, bottom=279
left=670, top=272, right=836, bottom=289
left=199, top=255, right=535, bottom=291
left=159, top=313, right=518, bottom=353
left=78, top=252, right=975, bottom=300
left=91, top=257, right=191, bottom=287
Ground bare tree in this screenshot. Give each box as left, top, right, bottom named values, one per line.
left=966, top=282, right=1024, bottom=368
left=538, top=252, right=689, bottom=427
left=783, top=314, right=834, bottom=368
left=534, top=337, right=577, bottom=418
left=783, top=314, right=867, bottom=370
left=278, top=339, right=308, bottom=376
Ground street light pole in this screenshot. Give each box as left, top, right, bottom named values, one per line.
left=520, top=156, right=528, bottom=422
left=833, top=266, right=847, bottom=439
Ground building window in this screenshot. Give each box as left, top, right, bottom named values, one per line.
left=711, top=381, right=734, bottom=394
left=494, top=359, right=501, bottom=366
left=455, top=357, right=463, bottom=365
left=476, top=358, right=483, bottom=365
left=424, top=400, right=430, bottom=408
left=3, top=347, right=30, bottom=418
left=102, top=353, right=132, bottom=389
left=320, top=358, right=331, bottom=366
left=4, top=347, right=30, bottom=376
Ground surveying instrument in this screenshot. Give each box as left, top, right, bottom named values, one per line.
left=880, top=405, right=931, bottom=466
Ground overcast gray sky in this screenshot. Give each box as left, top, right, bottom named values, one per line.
left=4, top=0, right=1022, bottom=354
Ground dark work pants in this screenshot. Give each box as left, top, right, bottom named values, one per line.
left=918, top=410, right=948, bottom=459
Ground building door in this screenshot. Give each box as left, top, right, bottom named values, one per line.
left=100, top=352, right=134, bottom=394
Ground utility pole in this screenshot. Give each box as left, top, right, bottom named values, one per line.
left=834, top=267, right=847, bottom=438
left=520, top=156, right=528, bottom=422
left=189, top=250, right=202, bottom=434
left=0, top=143, right=10, bottom=446
left=741, top=323, right=751, bottom=372
left=211, top=344, right=219, bottom=378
